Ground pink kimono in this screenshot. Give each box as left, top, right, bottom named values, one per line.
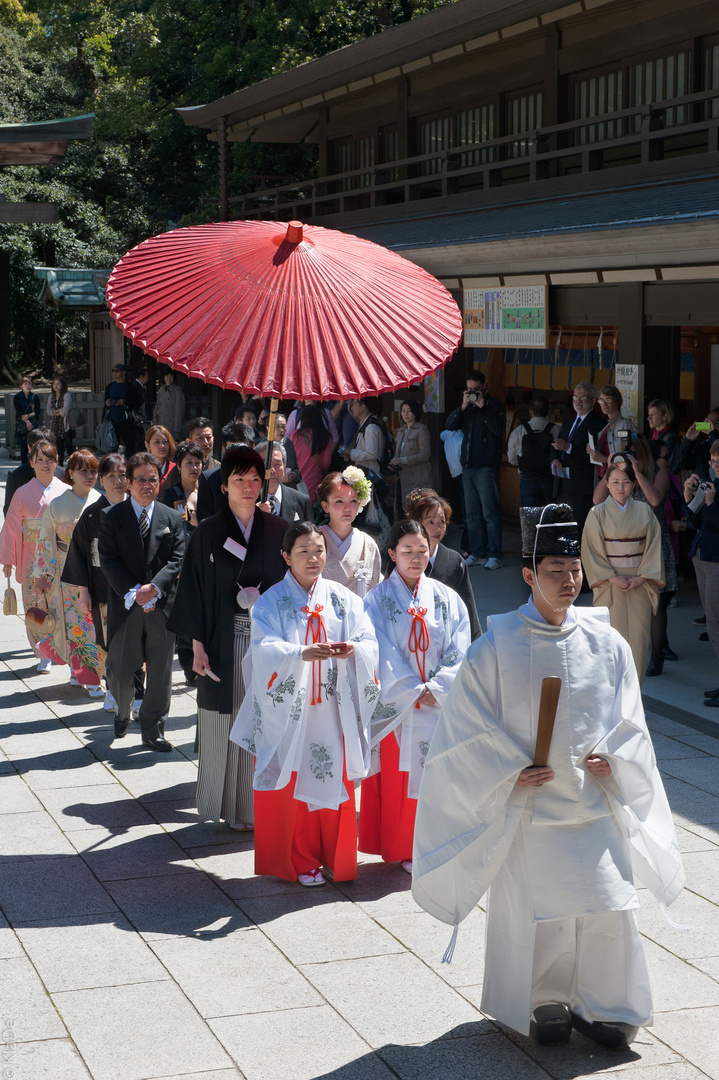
left=0, top=476, right=69, bottom=655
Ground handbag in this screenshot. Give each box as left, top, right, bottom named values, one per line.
left=3, top=572, right=17, bottom=616
left=26, top=595, right=63, bottom=664
left=95, top=418, right=119, bottom=453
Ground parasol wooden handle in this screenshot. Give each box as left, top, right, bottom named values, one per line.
left=533, top=676, right=562, bottom=767
left=260, top=398, right=280, bottom=504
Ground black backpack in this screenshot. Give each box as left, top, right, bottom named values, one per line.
left=518, top=422, right=554, bottom=480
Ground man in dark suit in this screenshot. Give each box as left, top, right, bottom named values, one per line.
left=196, top=421, right=254, bottom=523
left=255, top=441, right=313, bottom=524
left=99, top=451, right=186, bottom=752
left=551, top=383, right=606, bottom=536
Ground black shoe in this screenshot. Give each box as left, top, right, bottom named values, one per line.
left=699, top=632, right=710, bottom=642
left=704, top=687, right=719, bottom=698
left=693, top=614, right=707, bottom=626
left=704, top=697, right=719, bottom=708
left=645, top=653, right=664, bottom=677
left=569, top=1011, right=638, bottom=1049
left=141, top=736, right=173, bottom=752
left=530, top=1004, right=572, bottom=1045
left=662, top=646, right=678, bottom=661
left=113, top=716, right=131, bottom=739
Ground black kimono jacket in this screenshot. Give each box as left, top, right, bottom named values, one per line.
left=61, top=495, right=110, bottom=647
left=426, top=542, right=482, bottom=642
left=167, top=504, right=287, bottom=713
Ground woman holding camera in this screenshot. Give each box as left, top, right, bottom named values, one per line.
left=587, top=385, right=637, bottom=472
left=582, top=460, right=664, bottom=685
left=389, top=399, right=431, bottom=519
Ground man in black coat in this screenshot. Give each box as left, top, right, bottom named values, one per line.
left=195, top=421, right=254, bottom=524
left=99, top=452, right=186, bottom=751
left=551, top=383, right=606, bottom=536
left=255, top=441, right=313, bottom=524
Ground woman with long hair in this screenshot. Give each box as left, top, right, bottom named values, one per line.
left=290, top=404, right=333, bottom=500
left=359, top=519, right=470, bottom=872
left=0, top=439, right=69, bottom=670
left=144, top=425, right=176, bottom=488
left=389, top=399, right=431, bottom=518
left=230, top=521, right=379, bottom=885
left=582, top=459, right=664, bottom=685
left=317, top=470, right=382, bottom=596
left=46, top=376, right=73, bottom=466
left=168, top=446, right=288, bottom=832
left=404, top=488, right=481, bottom=640
left=32, top=449, right=104, bottom=693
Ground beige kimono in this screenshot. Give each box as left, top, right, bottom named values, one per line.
left=581, top=497, right=664, bottom=685
left=320, top=525, right=382, bottom=598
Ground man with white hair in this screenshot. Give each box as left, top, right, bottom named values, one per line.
left=551, top=382, right=605, bottom=535
left=255, top=441, right=313, bottom=524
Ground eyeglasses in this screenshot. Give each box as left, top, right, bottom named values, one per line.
left=573, top=395, right=593, bottom=402
left=131, top=475, right=159, bottom=485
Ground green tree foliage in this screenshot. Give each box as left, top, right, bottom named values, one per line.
left=0, top=0, right=453, bottom=373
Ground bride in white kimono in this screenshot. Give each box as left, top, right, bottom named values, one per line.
left=231, top=522, right=379, bottom=886
left=318, top=469, right=382, bottom=597
left=359, top=519, right=470, bottom=872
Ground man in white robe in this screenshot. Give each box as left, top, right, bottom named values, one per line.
left=412, top=504, right=684, bottom=1049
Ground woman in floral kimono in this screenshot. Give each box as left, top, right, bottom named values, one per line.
left=231, top=522, right=379, bottom=886
left=359, top=519, right=470, bottom=873
left=0, top=439, right=68, bottom=671
left=318, top=469, right=382, bottom=598
left=33, top=449, right=104, bottom=693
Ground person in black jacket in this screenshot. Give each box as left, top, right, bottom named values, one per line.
left=195, top=421, right=254, bottom=524
left=684, top=443, right=719, bottom=706
left=671, top=408, right=719, bottom=479
left=445, top=373, right=505, bottom=570
left=99, top=452, right=185, bottom=751
left=551, top=383, right=606, bottom=537
left=255, top=441, right=313, bottom=524
left=13, top=376, right=41, bottom=464
left=404, top=489, right=482, bottom=641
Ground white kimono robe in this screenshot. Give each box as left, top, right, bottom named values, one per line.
left=231, top=571, right=379, bottom=811
left=320, top=525, right=382, bottom=598
left=364, top=570, right=470, bottom=797
left=412, top=602, right=684, bottom=1035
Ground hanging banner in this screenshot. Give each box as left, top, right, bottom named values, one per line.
left=614, top=363, right=644, bottom=427
left=463, top=286, right=547, bottom=348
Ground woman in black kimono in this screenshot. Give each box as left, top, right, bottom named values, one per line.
left=167, top=446, right=287, bottom=831
left=404, top=488, right=482, bottom=641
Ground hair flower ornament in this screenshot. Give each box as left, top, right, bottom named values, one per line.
left=341, top=466, right=372, bottom=508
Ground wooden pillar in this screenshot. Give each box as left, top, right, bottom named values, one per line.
left=218, top=116, right=228, bottom=222
left=618, top=283, right=643, bottom=366
left=642, top=325, right=681, bottom=414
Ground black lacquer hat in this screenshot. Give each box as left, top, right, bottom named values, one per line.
left=520, top=503, right=581, bottom=558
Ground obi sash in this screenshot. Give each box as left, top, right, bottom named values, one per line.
left=21, top=517, right=42, bottom=543
left=604, top=536, right=646, bottom=573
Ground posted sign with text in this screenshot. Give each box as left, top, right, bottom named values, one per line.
left=463, top=285, right=547, bottom=348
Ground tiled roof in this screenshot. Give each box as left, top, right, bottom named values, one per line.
left=348, top=174, right=719, bottom=251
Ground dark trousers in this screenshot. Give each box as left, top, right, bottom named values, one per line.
left=106, top=604, right=174, bottom=740
left=519, top=474, right=554, bottom=508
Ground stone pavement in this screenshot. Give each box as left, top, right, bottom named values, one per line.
left=1, top=474, right=718, bottom=1080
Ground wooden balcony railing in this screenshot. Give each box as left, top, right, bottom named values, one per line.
left=228, top=86, right=719, bottom=221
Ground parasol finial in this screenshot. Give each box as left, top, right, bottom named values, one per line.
left=285, top=221, right=304, bottom=244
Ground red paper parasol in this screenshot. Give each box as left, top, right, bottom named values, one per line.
left=106, top=220, right=462, bottom=400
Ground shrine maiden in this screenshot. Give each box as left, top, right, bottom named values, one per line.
left=412, top=505, right=684, bottom=1050
left=231, top=522, right=379, bottom=886
left=359, top=519, right=470, bottom=871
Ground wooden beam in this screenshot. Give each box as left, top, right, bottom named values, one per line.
left=0, top=203, right=58, bottom=223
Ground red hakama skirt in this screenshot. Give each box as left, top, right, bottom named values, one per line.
left=358, top=731, right=416, bottom=863
left=254, top=761, right=358, bottom=882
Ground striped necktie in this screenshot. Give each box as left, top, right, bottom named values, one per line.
left=269, top=495, right=278, bottom=515
left=139, top=507, right=149, bottom=539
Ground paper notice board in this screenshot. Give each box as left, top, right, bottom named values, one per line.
left=463, top=286, right=547, bottom=348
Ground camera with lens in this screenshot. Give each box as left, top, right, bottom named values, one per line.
left=467, top=390, right=484, bottom=403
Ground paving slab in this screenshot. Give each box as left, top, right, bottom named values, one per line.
left=299, top=952, right=483, bottom=1047
left=674, top=824, right=719, bottom=853
left=0, top=771, right=44, bottom=814
left=105, top=756, right=198, bottom=801
left=650, top=733, right=711, bottom=761
left=14, top=748, right=115, bottom=791
left=0, top=955, right=67, bottom=1041
left=500, top=1023, right=686, bottom=1078
left=679, top=849, right=719, bottom=904
left=0, top=1038, right=93, bottom=1079
left=150, top=927, right=322, bottom=1018
left=637, top=888, right=719, bottom=960
left=186, top=843, right=300, bottom=901
left=209, top=1005, right=389, bottom=1080
left=145, top=798, right=244, bottom=849
left=1, top=723, right=88, bottom=758
left=660, top=776, right=719, bottom=825
left=36, top=783, right=155, bottom=832
left=104, top=869, right=252, bottom=939
left=332, top=859, right=423, bottom=918
left=376, top=906, right=486, bottom=988
left=0, top=912, right=23, bottom=959
left=239, top=890, right=405, bottom=964
left=53, top=981, right=233, bottom=1080
left=67, top=823, right=195, bottom=881
left=149, top=1072, right=245, bottom=1080
left=16, top=913, right=169, bottom=992
left=643, top=937, right=719, bottom=1010
left=0, top=808, right=77, bottom=857
left=650, top=1006, right=719, bottom=1080
left=0, top=854, right=118, bottom=922
left=679, top=734, right=719, bottom=756
left=378, top=1030, right=547, bottom=1080
left=660, top=756, right=719, bottom=799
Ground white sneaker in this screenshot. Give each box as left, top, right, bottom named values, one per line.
left=131, top=699, right=142, bottom=720
left=37, top=657, right=51, bottom=673
left=465, top=555, right=487, bottom=567
left=104, top=691, right=118, bottom=713
left=401, top=860, right=413, bottom=874
left=484, top=557, right=503, bottom=570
